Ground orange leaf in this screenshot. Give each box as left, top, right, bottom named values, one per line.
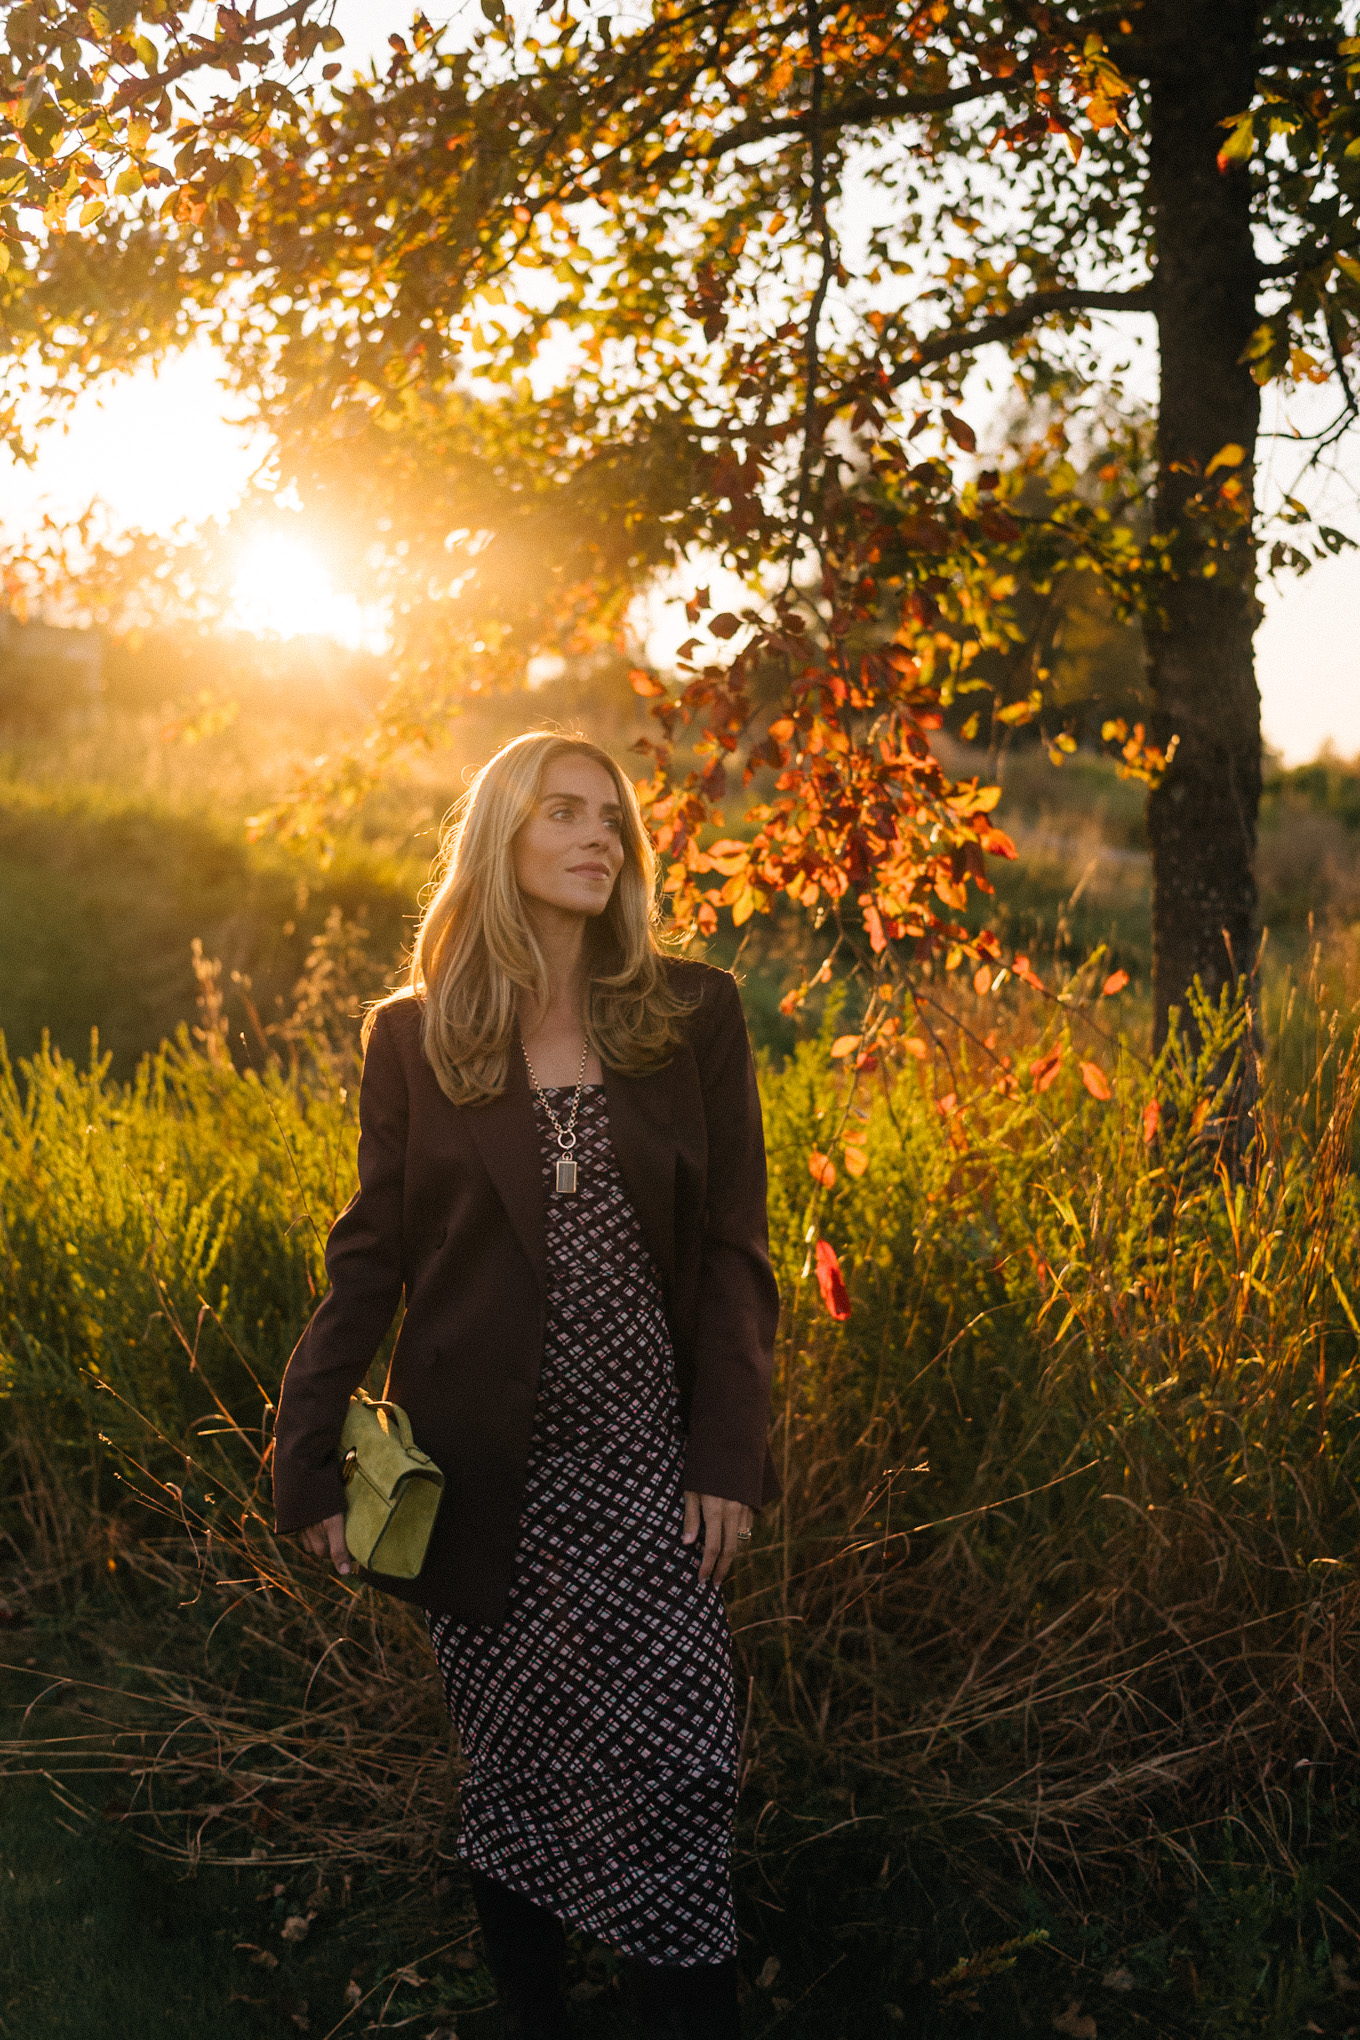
left=902, top=1036, right=928, bottom=1060
left=843, top=1136, right=868, bottom=1178
left=1101, top=969, right=1130, bottom=997
left=1012, top=954, right=1045, bottom=992
left=830, top=1035, right=861, bottom=1060
left=1079, top=1060, right=1112, bottom=1102
left=814, top=1239, right=851, bottom=1321
left=808, top=1150, right=837, bottom=1187
left=1029, top=1045, right=1063, bottom=1092
left=629, top=668, right=667, bottom=697
left=1142, top=1097, right=1161, bottom=1145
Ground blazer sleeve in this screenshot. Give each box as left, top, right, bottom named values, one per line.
left=679, top=971, right=781, bottom=1508
left=272, top=1005, right=409, bottom=1535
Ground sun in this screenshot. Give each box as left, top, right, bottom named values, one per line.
left=229, top=532, right=377, bottom=646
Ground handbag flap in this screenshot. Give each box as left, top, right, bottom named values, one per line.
left=340, top=1393, right=443, bottom=1507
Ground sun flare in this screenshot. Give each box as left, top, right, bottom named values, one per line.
left=229, top=533, right=378, bottom=647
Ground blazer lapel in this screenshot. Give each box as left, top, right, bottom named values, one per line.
left=460, top=1050, right=546, bottom=1284
left=602, top=1063, right=677, bottom=1298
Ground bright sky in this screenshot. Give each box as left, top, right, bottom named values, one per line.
left=2, top=1, right=1357, bottom=763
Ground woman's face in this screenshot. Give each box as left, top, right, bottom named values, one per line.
left=513, top=754, right=626, bottom=920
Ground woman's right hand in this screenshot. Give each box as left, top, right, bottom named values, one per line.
left=299, top=1512, right=352, bottom=1576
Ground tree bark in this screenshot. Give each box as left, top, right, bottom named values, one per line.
left=1145, top=0, right=1262, bottom=1054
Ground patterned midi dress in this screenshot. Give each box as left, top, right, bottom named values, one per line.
left=427, top=1086, right=740, bottom=1966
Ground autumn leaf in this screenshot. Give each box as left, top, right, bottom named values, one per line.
left=1012, top=954, right=1045, bottom=992
left=1205, top=442, right=1246, bottom=477
left=830, top=1034, right=861, bottom=1060
left=1141, top=1098, right=1161, bottom=1144
left=629, top=668, right=667, bottom=697
left=808, top=1150, right=836, bottom=1187
left=1101, top=969, right=1129, bottom=997
left=1029, top=1045, right=1063, bottom=1092
left=1051, top=2003, right=1097, bottom=2039
left=814, top=1239, right=851, bottom=1321
left=1216, top=110, right=1254, bottom=171
left=902, top=1036, right=928, bottom=1060
left=709, top=612, right=742, bottom=639
left=973, top=965, right=993, bottom=995
left=1079, top=1060, right=1112, bottom=1101
left=843, top=1136, right=869, bottom=1178
left=941, top=408, right=977, bottom=453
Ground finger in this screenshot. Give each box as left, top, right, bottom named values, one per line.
left=682, top=1490, right=702, bottom=1546
left=325, top=1514, right=353, bottom=1576
left=299, top=1523, right=326, bottom=1559
left=697, top=1498, right=719, bottom=1584
left=711, top=1507, right=740, bottom=1587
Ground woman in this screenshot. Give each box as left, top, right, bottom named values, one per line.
left=273, top=730, right=780, bottom=2039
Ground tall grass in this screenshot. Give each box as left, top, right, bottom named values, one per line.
left=2, top=962, right=1360, bottom=1986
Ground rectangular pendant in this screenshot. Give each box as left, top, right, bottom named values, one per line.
left=554, top=1156, right=578, bottom=1194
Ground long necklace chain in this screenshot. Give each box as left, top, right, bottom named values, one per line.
left=522, top=1035, right=591, bottom=1194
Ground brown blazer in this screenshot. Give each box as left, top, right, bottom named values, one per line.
left=272, top=959, right=781, bottom=1624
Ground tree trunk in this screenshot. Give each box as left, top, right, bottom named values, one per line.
left=1145, top=0, right=1262, bottom=1055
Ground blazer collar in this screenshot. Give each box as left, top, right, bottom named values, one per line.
left=602, top=1062, right=677, bottom=1299
left=460, top=1048, right=547, bottom=1283
left=459, top=1051, right=678, bottom=1298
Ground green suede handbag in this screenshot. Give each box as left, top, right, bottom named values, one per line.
left=339, top=1390, right=445, bottom=1580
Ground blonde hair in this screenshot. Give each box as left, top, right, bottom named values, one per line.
left=375, top=730, right=693, bottom=1106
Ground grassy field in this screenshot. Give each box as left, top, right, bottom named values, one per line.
left=5, top=706, right=1360, bottom=2036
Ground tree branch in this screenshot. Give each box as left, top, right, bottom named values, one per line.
left=1254, top=38, right=1346, bottom=69
left=887, top=284, right=1157, bottom=384
left=617, top=72, right=1017, bottom=183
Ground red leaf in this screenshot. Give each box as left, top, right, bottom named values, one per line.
left=808, top=1150, right=837, bottom=1187
left=1079, top=1060, right=1112, bottom=1102
left=1029, top=1045, right=1063, bottom=1092
left=1142, top=1098, right=1162, bottom=1145
left=1101, top=969, right=1130, bottom=997
left=941, top=409, right=977, bottom=453
left=815, top=1239, right=851, bottom=1321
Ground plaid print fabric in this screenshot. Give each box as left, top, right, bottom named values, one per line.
left=428, top=1086, right=740, bottom=1966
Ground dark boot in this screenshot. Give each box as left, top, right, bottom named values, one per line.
left=468, top=1867, right=571, bottom=2040
left=629, top=1957, right=742, bottom=2039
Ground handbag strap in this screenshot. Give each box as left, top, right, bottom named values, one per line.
left=367, top=1398, right=416, bottom=1451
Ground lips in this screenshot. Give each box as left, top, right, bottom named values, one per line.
left=569, top=863, right=612, bottom=879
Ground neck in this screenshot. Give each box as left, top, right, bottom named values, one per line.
left=524, top=901, right=591, bottom=1028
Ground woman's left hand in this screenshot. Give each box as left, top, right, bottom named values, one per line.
left=682, top=1491, right=753, bottom=1586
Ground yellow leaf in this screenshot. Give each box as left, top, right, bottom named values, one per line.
left=1216, top=112, right=1254, bottom=168
left=1205, top=442, right=1246, bottom=477
left=1336, top=252, right=1360, bottom=287
left=79, top=198, right=106, bottom=224
left=0, top=242, right=9, bottom=275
